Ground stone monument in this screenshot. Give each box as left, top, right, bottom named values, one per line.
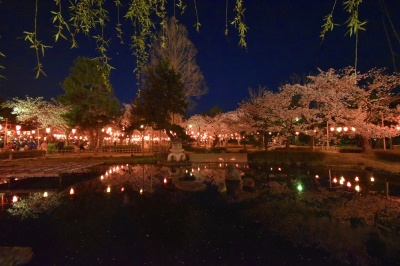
left=167, top=140, right=186, bottom=162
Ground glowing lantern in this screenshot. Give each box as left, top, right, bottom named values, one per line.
left=333, top=177, right=338, bottom=183
left=43, top=192, right=48, bottom=197
left=12, top=195, right=18, bottom=202
left=355, top=176, right=359, bottom=182
left=164, top=178, right=167, bottom=184
left=371, top=177, right=375, bottom=182
left=140, top=189, right=143, bottom=194
left=121, top=187, right=125, bottom=192
left=100, top=175, right=104, bottom=180
left=297, top=184, right=303, bottom=192
left=346, top=182, right=351, bottom=187
left=70, top=188, right=75, bottom=195
left=355, top=185, right=361, bottom=192
left=107, top=186, right=111, bottom=193
left=315, top=175, right=319, bottom=179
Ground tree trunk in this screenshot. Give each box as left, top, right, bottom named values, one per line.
left=211, top=135, right=219, bottom=148
left=361, top=136, right=373, bottom=155
left=309, top=136, right=315, bottom=151
left=88, top=128, right=96, bottom=148
left=285, top=136, right=291, bottom=151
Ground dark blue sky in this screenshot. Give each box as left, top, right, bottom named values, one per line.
left=1, top=1, right=399, bottom=115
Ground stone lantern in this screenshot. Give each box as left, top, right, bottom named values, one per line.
left=167, top=140, right=186, bottom=162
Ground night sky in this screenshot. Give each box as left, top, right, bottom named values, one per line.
left=0, top=1, right=399, bottom=115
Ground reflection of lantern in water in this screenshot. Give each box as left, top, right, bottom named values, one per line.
left=107, top=186, right=111, bottom=193
left=12, top=195, right=18, bottom=202
left=43, top=192, right=48, bottom=197
left=70, top=188, right=75, bottom=195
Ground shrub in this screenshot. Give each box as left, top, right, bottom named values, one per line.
left=47, top=143, right=58, bottom=152
left=208, top=147, right=228, bottom=153
left=227, top=139, right=238, bottom=145
left=0, top=150, right=46, bottom=159
left=247, top=150, right=325, bottom=164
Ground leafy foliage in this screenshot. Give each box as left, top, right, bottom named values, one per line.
left=3, top=96, right=69, bottom=131
left=132, top=58, right=187, bottom=139
left=13, top=1, right=248, bottom=80
left=8, top=192, right=62, bottom=220
left=59, top=57, right=121, bottom=146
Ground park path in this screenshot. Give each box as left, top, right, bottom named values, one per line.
left=0, top=161, right=102, bottom=179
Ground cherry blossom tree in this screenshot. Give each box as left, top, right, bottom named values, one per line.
left=3, top=96, right=70, bottom=146
left=239, top=85, right=305, bottom=150
left=300, top=67, right=400, bottom=154
left=3, top=96, right=69, bottom=133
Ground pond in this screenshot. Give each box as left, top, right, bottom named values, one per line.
left=1, top=162, right=399, bottom=265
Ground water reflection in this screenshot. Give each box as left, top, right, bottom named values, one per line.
left=2, top=162, right=400, bottom=219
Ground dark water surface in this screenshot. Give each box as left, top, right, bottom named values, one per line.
left=0, top=163, right=340, bottom=265
left=5, top=161, right=398, bottom=265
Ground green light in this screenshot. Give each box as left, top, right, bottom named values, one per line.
left=297, top=184, right=303, bottom=192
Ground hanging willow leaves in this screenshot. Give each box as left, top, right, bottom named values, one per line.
left=18, top=0, right=247, bottom=83
left=343, top=0, right=367, bottom=36
left=321, top=0, right=366, bottom=76
left=0, top=51, right=5, bottom=79
left=231, top=0, right=248, bottom=48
